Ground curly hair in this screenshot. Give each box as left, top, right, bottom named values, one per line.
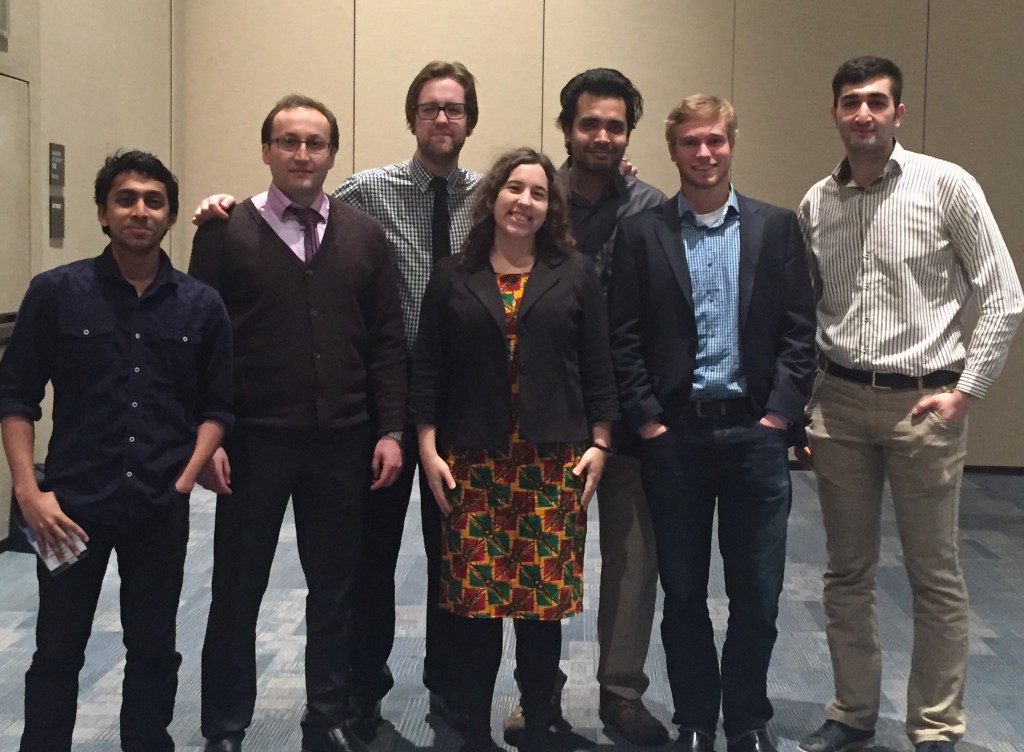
left=459, top=147, right=575, bottom=269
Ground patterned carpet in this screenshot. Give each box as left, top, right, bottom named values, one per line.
left=0, top=469, right=1021, bottom=751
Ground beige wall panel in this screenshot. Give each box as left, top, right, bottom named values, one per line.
left=38, top=0, right=171, bottom=272
left=926, top=0, right=1024, bottom=466
left=352, top=0, right=543, bottom=176
left=732, top=1, right=928, bottom=210
left=174, top=1, right=355, bottom=262
left=542, top=0, right=734, bottom=198
left=0, top=77, right=30, bottom=313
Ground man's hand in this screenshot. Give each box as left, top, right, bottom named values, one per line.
left=758, top=413, right=789, bottom=430
left=793, top=444, right=813, bottom=470
left=17, top=489, right=87, bottom=561
left=370, top=436, right=403, bottom=490
left=912, top=389, right=977, bottom=424
left=196, top=447, right=232, bottom=494
left=619, top=158, right=639, bottom=178
left=638, top=420, right=668, bottom=440
left=192, top=194, right=237, bottom=226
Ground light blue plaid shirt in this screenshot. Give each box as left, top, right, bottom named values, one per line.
left=678, top=188, right=747, bottom=399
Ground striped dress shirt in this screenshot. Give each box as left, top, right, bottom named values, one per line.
left=333, top=158, right=480, bottom=346
left=798, top=141, right=1023, bottom=398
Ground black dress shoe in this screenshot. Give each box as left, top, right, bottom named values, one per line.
left=728, top=729, right=778, bottom=752
left=204, top=734, right=243, bottom=752
left=345, top=696, right=383, bottom=743
left=428, top=690, right=468, bottom=733
left=676, top=728, right=715, bottom=752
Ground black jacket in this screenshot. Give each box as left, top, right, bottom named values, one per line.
left=409, top=251, right=618, bottom=450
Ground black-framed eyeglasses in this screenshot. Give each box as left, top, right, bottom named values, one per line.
left=270, top=136, right=332, bottom=155
left=415, top=102, right=467, bottom=121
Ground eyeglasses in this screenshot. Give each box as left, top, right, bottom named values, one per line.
left=270, top=136, right=332, bottom=155
left=415, top=102, right=467, bottom=121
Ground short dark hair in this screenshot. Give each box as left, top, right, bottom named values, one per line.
left=94, top=150, right=179, bottom=235
left=556, top=67, right=644, bottom=138
left=405, top=60, right=479, bottom=135
left=261, top=94, right=340, bottom=150
left=832, top=56, right=904, bottom=106
left=460, top=148, right=575, bottom=269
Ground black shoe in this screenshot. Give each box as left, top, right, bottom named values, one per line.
left=915, top=743, right=954, bottom=752
left=728, top=729, right=777, bottom=752
left=302, top=724, right=356, bottom=752
left=204, top=733, right=243, bottom=752
left=797, top=720, right=875, bottom=752
left=676, top=728, right=715, bottom=752
left=428, top=690, right=468, bottom=733
left=346, top=696, right=383, bottom=743
left=598, top=691, right=669, bottom=746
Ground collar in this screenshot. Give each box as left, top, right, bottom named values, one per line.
left=266, top=183, right=329, bottom=222
left=96, top=245, right=177, bottom=289
left=558, top=158, right=628, bottom=206
left=677, top=186, right=739, bottom=227
left=409, top=157, right=468, bottom=194
left=831, top=139, right=906, bottom=187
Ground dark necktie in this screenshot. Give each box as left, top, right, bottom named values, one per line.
left=430, top=177, right=451, bottom=263
left=285, top=204, right=323, bottom=263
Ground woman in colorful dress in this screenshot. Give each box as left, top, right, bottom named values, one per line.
left=410, top=147, right=618, bottom=752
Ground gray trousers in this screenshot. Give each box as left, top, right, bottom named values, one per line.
left=596, top=453, right=660, bottom=700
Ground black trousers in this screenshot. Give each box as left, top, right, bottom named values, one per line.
left=347, top=426, right=456, bottom=702
left=200, top=425, right=371, bottom=747
left=20, top=495, right=190, bottom=752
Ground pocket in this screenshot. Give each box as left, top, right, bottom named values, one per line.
left=58, top=323, right=115, bottom=372
left=160, top=329, right=203, bottom=379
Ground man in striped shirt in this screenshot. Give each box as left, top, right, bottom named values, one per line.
left=797, top=56, right=1023, bottom=752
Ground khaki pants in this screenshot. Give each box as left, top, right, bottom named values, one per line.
left=807, top=373, right=969, bottom=744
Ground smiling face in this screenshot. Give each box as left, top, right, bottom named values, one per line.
left=668, top=115, right=733, bottom=203
left=97, top=171, right=176, bottom=256
left=261, top=106, right=336, bottom=205
left=832, top=75, right=904, bottom=157
left=564, top=92, right=629, bottom=176
left=492, top=162, right=550, bottom=242
left=412, top=77, right=469, bottom=173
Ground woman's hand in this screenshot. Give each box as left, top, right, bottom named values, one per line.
left=572, top=446, right=608, bottom=509
left=420, top=452, right=456, bottom=516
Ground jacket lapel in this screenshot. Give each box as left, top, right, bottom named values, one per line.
left=653, top=199, right=694, bottom=309
left=516, top=255, right=562, bottom=322
left=736, top=193, right=763, bottom=330
left=463, top=263, right=506, bottom=335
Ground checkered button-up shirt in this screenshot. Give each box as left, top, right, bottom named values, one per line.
left=333, top=158, right=480, bottom=346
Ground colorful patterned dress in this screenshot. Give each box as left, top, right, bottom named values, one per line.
left=438, top=272, right=587, bottom=620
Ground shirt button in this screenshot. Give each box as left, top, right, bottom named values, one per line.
left=182, top=336, right=188, bottom=342
left=134, top=366, right=141, bottom=373
left=135, top=333, right=141, bottom=339
left=314, top=352, right=321, bottom=360
left=310, top=310, right=318, bottom=317
left=129, top=436, right=135, bottom=443
left=126, top=471, right=133, bottom=478
left=83, top=329, right=90, bottom=335
left=132, top=401, right=138, bottom=408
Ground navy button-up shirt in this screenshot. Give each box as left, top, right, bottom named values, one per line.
left=0, top=247, right=233, bottom=523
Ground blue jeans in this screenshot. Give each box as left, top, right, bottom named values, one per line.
left=641, top=411, right=791, bottom=738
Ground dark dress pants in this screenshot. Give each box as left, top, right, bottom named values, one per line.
left=200, top=425, right=370, bottom=747
left=347, top=426, right=458, bottom=704
left=641, top=412, right=792, bottom=738
left=21, top=495, right=189, bottom=752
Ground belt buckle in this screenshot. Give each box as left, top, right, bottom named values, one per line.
left=694, top=400, right=720, bottom=419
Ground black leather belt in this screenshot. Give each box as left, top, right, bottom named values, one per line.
left=685, top=398, right=752, bottom=419
left=825, top=360, right=959, bottom=390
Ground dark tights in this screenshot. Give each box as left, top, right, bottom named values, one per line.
left=455, top=616, right=561, bottom=751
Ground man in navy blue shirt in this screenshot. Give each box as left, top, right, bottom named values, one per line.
left=0, top=150, right=233, bottom=752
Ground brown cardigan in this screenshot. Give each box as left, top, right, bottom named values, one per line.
left=189, top=196, right=406, bottom=433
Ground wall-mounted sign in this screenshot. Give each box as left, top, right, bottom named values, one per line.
left=50, top=195, right=65, bottom=240
left=49, top=143, right=65, bottom=187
